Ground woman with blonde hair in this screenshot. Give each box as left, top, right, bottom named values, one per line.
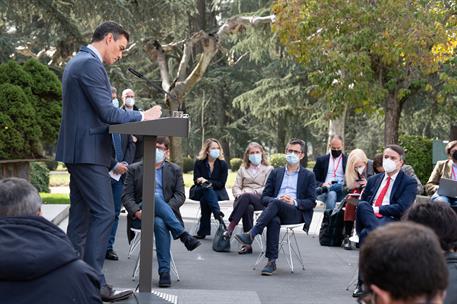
left=342, top=148, right=372, bottom=250
left=192, top=138, right=229, bottom=239
left=225, top=142, right=273, bottom=254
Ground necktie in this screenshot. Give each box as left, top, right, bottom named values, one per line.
left=112, top=133, right=123, bottom=162
left=374, top=177, right=391, bottom=218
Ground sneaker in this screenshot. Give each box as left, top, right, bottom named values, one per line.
left=261, top=261, right=277, bottom=276
left=180, top=232, right=201, bottom=251
left=234, top=232, right=254, bottom=246
left=342, top=237, right=353, bottom=250
left=159, top=272, right=171, bottom=288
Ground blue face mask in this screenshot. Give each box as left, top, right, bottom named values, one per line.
left=112, top=98, right=119, bottom=107
left=286, top=153, right=300, bottom=165
left=156, top=148, right=165, bottom=163
left=209, top=149, right=220, bottom=159
left=249, top=154, right=262, bottom=166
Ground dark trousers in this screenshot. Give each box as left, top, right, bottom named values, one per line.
left=66, top=164, right=115, bottom=287
left=229, top=193, right=264, bottom=232
left=252, top=199, right=303, bottom=260
left=356, top=201, right=395, bottom=246
left=197, top=188, right=221, bottom=236
left=107, top=178, right=123, bottom=250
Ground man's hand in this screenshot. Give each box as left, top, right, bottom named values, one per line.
left=279, top=195, right=295, bottom=205
left=196, top=177, right=208, bottom=184
left=322, top=182, right=331, bottom=187
left=114, top=162, right=128, bottom=175
left=143, top=105, right=162, bottom=121
left=134, top=210, right=142, bottom=220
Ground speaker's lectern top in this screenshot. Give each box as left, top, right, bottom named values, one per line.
left=109, top=117, right=188, bottom=137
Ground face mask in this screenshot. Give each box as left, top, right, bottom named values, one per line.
left=125, top=97, right=135, bottom=107
left=331, top=149, right=342, bottom=158
left=356, top=166, right=365, bottom=176
left=209, top=149, right=220, bottom=159
left=112, top=98, right=119, bottom=107
left=249, top=154, right=262, bottom=166
left=382, top=158, right=397, bottom=173
left=452, top=150, right=457, bottom=161
left=286, top=153, right=300, bottom=165
left=155, top=149, right=165, bottom=163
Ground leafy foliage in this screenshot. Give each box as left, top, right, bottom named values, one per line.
left=399, top=135, right=433, bottom=184
left=30, top=162, right=50, bottom=193
left=270, top=153, right=286, bottom=168
left=229, top=158, right=243, bottom=172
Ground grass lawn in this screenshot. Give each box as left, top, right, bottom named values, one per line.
left=183, top=171, right=237, bottom=188
left=40, top=193, right=70, bottom=204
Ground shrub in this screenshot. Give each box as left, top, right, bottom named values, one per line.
left=270, top=153, right=287, bottom=168
left=45, top=160, right=58, bottom=171
left=30, top=162, right=50, bottom=193
left=230, top=158, right=243, bottom=172
left=182, top=156, right=194, bottom=173
left=399, top=135, right=433, bottom=185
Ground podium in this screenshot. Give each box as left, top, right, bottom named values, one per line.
left=110, top=117, right=189, bottom=296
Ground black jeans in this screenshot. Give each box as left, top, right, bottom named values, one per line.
left=228, top=193, right=264, bottom=232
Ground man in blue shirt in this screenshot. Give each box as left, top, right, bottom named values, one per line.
left=122, top=136, right=201, bottom=287
left=235, top=139, right=317, bottom=275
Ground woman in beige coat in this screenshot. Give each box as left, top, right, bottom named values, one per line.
left=425, top=140, right=457, bottom=205
left=225, top=142, right=273, bottom=254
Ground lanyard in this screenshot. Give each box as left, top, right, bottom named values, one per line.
left=332, top=156, right=342, bottom=178
left=452, top=166, right=457, bottom=180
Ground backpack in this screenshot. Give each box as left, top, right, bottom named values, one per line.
left=319, top=199, right=346, bottom=247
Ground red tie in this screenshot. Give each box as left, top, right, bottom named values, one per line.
left=374, top=177, right=391, bottom=218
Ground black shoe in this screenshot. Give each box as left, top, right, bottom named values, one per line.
left=159, top=272, right=171, bottom=288
left=100, top=285, right=132, bottom=302
left=234, top=232, right=254, bottom=246
left=261, top=261, right=277, bottom=276
left=193, top=234, right=206, bottom=239
left=342, top=237, right=353, bottom=250
left=105, top=249, right=119, bottom=261
left=215, top=211, right=225, bottom=223
left=180, top=232, right=201, bottom=251
left=352, top=283, right=364, bottom=298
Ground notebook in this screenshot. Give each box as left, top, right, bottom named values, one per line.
left=437, top=178, right=457, bottom=198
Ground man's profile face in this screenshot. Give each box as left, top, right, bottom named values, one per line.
left=103, top=33, right=128, bottom=64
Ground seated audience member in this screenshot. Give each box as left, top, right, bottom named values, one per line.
left=354, top=144, right=417, bottom=297
left=342, top=149, right=373, bottom=250
left=192, top=138, right=229, bottom=239
left=403, top=201, right=457, bottom=304
left=313, top=135, right=347, bottom=210
left=225, top=142, right=273, bottom=254
left=235, top=139, right=316, bottom=275
left=122, top=136, right=201, bottom=288
left=359, top=222, right=448, bottom=304
left=373, top=153, right=424, bottom=195
left=0, top=178, right=101, bottom=304
left=425, top=140, right=457, bottom=206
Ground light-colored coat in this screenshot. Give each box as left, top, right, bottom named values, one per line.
left=232, top=165, right=273, bottom=199
left=425, top=159, right=454, bottom=195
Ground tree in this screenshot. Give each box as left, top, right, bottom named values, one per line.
left=273, top=0, right=457, bottom=145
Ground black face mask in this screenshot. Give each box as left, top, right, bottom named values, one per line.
left=331, top=149, right=342, bottom=158
left=452, top=150, right=457, bottom=161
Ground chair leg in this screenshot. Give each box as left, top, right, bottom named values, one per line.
left=132, top=254, right=140, bottom=281
left=253, top=234, right=265, bottom=270
left=128, top=231, right=141, bottom=259
left=290, top=229, right=305, bottom=271
left=287, top=229, right=294, bottom=273
left=170, top=251, right=180, bottom=281
left=191, top=206, right=201, bottom=235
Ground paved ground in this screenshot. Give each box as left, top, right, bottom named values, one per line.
left=60, top=199, right=359, bottom=304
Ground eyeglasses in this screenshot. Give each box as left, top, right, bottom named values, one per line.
left=286, top=149, right=302, bottom=154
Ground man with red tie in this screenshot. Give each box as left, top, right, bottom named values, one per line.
left=353, top=144, right=417, bottom=298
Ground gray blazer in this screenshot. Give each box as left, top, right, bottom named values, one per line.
left=121, top=161, right=185, bottom=223
left=56, top=46, right=142, bottom=167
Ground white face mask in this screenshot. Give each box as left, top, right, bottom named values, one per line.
left=382, top=158, right=397, bottom=173
left=356, top=166, right=365, bottom=176
left=112, top=98, right=119, bottom=107
left=125, top=97, right=135, bottom=107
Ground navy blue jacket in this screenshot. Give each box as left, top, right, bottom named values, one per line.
left=193, top=158, right=229, bottom=201
left=0, top=217, right=101, bottom=304
left=313, top=153, right=348, bottom=186
left=360, top=170, right=417, bottom=220
left=261, top=167, right=317, bottom=232
left=56, top=46, right=142, bottom=167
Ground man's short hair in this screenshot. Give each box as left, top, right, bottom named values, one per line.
left=0, top=178, right=42, bottom=217
left=385, top=144, right=405, bottom=160
left=121, top=88, right=134, bottom=100
left=91, top=21, right=129, bottom=43
left=360, top=222, right=448, bottom=301
left=157, top=136, right=170, bottom=150
left=329, top=134, right=343, bottom=143
left=403, top=201, right=457, bottom=252
left=286, top=138, right=306, bottom=153
left=111, top=87, right=117, bottom=94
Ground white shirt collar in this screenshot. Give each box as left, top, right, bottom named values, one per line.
left=87, top=44, right=103, bottom=63
left=384, top=170, right=399, bottom=182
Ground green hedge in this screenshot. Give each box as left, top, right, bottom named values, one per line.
left=270, top=153, right=287, bottom=168
left=399, top=135, right=433, bottom=184
left=182, top=156, right=194, bottom=173
left=30, top=162, right=50, bottom=193
left=230, top=158, right=243, bottom=172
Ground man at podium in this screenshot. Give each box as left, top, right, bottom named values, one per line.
left=56, top=21, right=161, bottom=302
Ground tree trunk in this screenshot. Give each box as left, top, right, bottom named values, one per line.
left=327, top=104, right=348, bottom=148
left=384, top=93, right=401, bottom=145
left=169, top=100, right=183, bottom=165
left=276, top=115, right=286, bottom=152
left=451, top=126, right=457, bottom=141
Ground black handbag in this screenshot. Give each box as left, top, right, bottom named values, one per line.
left=189, top=184, right=202, bottom=200
left=212, top=221, right=231, bottom=252
left=319, top=199, right=346, bottom=247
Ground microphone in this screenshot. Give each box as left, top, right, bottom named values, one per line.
left=127, top=67, right=144, bottom=79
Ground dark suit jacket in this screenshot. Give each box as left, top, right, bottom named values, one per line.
left=261, top=167, right=317, bottom=232
left=313, top=153, right=348, bottom=186
left=56, top=46, right=142, bottom=167
left=360, top=170, right=417, bottom=220
left=193, top=158, right=229, bottom=201
left=109, top=134, right=136, bottom=171
left=121, top=161, right=185, bottom=223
